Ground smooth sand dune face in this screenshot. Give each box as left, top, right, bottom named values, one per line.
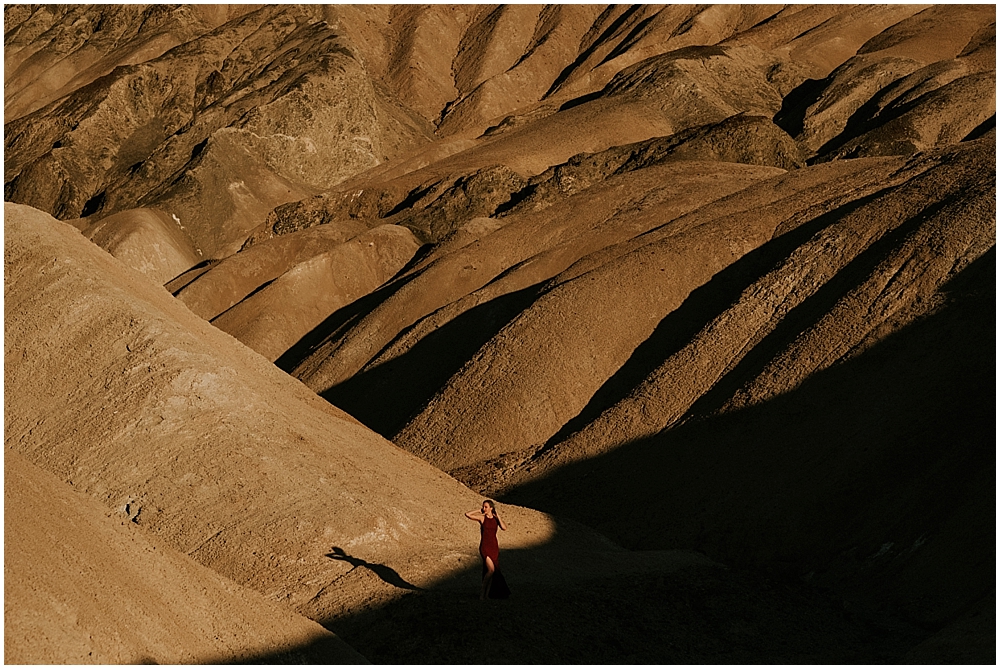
left=4, top=451, right=365, bottom=665
left=4, top=4, right=995, bottom=664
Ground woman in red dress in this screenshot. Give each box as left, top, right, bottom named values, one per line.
left=465, top=500, right=507, bottom=599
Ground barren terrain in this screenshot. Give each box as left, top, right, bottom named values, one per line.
left=4, top=4, right=995, bottom=664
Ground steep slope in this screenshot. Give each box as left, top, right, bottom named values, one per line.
left=817, top=70, right=994, bottom=161
left=3, top=203, right=601, bottom=626
left=4, top=5, right=995, bottom=664
left=3, top=5, right=254, bottom=121
left=774, top=4, right=995, bottom=161
left=174, top=218, right=369, bottom=320
left=6, top=204, right=738, bottom=665
left=241, top=5, right=992, bottom=256
left=290, top=160, right=786, bottom=401
left=6, top=4, right=955, bottom=262
left=456, top=137, right=993, bottom=642
left=4, top=451, right=365, bottom=664
left=211, top=224, right=421, bottom=361
left=492, top=138, right=995, bottom=481
left=502, top=237, right=994, bottom=636
left=4, top=5, right=433, bottom=260
left=81, top=206, right=200, bottom=284
left=390, top=155, right=919, bottom=470
left=280, top=39, right=794, bottom=227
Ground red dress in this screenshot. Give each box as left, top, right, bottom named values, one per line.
left=479, top=515, right=500, bottom=572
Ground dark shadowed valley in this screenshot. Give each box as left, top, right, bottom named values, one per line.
left=4, top=4, right=995, bottom=664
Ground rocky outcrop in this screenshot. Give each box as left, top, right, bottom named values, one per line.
left=3, top=5, right=253, bottom=121
left=7, top=4, right=968, bottom=264
left=4, top=5, right=433, bottom=260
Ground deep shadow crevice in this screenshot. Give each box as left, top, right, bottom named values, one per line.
left=543, top=186, right=892, bottom=449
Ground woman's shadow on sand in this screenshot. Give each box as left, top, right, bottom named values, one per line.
left=325, top=547, right=423, bottom=591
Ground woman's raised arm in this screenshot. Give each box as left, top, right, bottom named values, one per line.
left=464, top=509, right=484, bottom=522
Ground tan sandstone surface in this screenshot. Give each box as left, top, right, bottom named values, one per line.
left=5, top=4, right=995, bottom=664
left=5, top=450, right=365, bottom=664
left=5, top=203, right=717, bottom=663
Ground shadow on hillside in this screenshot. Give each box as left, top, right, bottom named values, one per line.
left=313, top=178, right=905, bottom=442
left=321, top=283, right=542, bottom=436
left=274, top=244, right=436, bottom=374
left=326, top=546, right=423, bottom=591
left=546, top=184, right=895, bottom=446
left=507, top=247, right=995, bottom=632
left=223, top=248, right=993, bottom=664
left=230, top=530, right=934, bottom=664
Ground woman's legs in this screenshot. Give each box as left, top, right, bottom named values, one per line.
left=480, top=556, right=495, bottom=600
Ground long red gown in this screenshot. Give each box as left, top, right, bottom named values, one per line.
left=479, top=515, right=500, bottom=573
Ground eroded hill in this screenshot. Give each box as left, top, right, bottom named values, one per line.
left=5, top=3, right=995, bottom=664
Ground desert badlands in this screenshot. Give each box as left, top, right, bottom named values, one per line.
left=3, top=3, right=995, bottom=663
